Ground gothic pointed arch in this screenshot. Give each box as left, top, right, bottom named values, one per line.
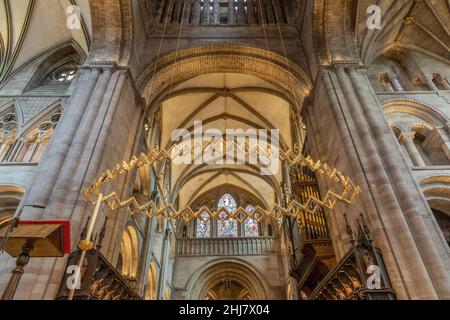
left=22, top=41, right=86, bottom=94
left=186, top=259, right=269, bottom=300
left=383, top=99, right=450, bottom=129
left=145, top=261, right=157, bottom=300
left=0, top=185, right=25, bottom=228
left=0, top=104, right=18, bottom=162
left=119, top=225, right=139, bottom=280
left=13, top=104, right=62, bottom=163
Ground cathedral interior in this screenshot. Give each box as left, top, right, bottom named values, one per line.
left=0, top=0, right=449, bottom=301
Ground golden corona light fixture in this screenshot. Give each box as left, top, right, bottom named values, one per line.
left=81, top=140, right=360, bottom=227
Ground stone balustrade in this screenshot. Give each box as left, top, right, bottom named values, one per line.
left=176, top=237, right=279, bottom=256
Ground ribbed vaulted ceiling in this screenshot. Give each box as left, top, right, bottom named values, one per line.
left=357, top=0, right=450, bottom=64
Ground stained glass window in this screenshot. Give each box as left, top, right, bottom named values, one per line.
left=48, top=68, right=77, bottom=82
left=217, top=212, right=238, bottom=238
left=217, top=193, right=237, bottom=212
left=217, top=194, right=238, bottom=238
left=196, top=211, right=211, bottom=238
left=244, top=205, right=259, bottom=237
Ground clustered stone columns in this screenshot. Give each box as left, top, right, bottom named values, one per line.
left=310, top=63, right=450, bottom=299
left=398, top=131, right=426, bottom=167
left=5, top=62, right=141, bottom=299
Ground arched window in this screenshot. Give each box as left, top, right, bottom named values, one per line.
left=432, top=209, right=450, bottom=247
left=244, top=204, right=258, bottom=237
left=164, top=288, right=171, bottom=300
left=119, top=226, right=139, bottom=281
left=0, top=111, right=17, bottom=162
left=196, top=210, right=211, bottom=238
left=47, top=66, right=77, bottom=82
left=217, top=193, right=238, bottom=238
left=218, top=193, right=237, bottom=212
left=156, top=215, right=165, bottom=232
left=0, top=187, right=24, bottom=229
left=432, top=73, right=449, bottom=90
left=267, top=224, right=273, bottom=237
left=193, top=193, right=261, bottom=238
left=15, top=111, right=61, bottom=163
left=379, top=73, right=394, bottom=92
left=145, top=261, right=157, bottom=300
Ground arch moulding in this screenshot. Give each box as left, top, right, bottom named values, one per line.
left=185, top=259, right=269, bottom=300
left=137, top=44, right=313, bottom=110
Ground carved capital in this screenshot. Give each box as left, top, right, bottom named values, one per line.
left=398, top=131, right=416, bottom=144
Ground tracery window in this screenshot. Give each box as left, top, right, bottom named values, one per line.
left=15, top=111, right=61, bottom=163
left=196, top=210, right=211, bottom=238
left=244, top=204, right=258, bottom=237
left=0, top=111, right=17, bottom=162
left=195, top=193, right=261, bottom=238
left=217, top=193, right=238, bottom=238
left=47, top=67, right=77, bottom=82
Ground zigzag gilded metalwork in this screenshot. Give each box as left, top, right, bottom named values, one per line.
left=82, top=142, right=361, bottom=223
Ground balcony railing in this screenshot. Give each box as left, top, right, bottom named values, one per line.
left=176, top=237, right=279, bottom=256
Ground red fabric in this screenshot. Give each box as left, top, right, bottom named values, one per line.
left=19, top=220, right=71, bottom=254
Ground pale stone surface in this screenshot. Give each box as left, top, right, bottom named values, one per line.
left=0, top=0, right=449, bottom=301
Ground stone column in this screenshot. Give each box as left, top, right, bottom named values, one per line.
left=172, top=0, right=184, bottom=23
left=4, top=64, right=142, bottom=300
left=347, top=66, right=450, bottom=298
left=16, top=68, right=101, bottom=216
left=163, top=0, right=175, bottom=23
left=191, top=1, right=201, bottom=24
left=436, top=128, right=450, bottom=162
left=247, top=0, right=256, bottom=24
left=387, top=72, right=404, bottom=92
left=312, top=64, right=450, bottom=299
left=236, top=0, right=247, bottom=24
left=157, top=229, right=169, bottom=299
left=398, top=132, right=426, bottom=167
left=390, top=49, right=434, bottom=91
left=200, top=1, right=210, bottom=24
left=212, top=0, right=220, bottom=24
left=424, top=75, right=439, bottom=91
left=228, top=1, right=236, bottom=24
left=281, top=0, right=294, bottom=23
left=265, top=0, right=275, bottom=23
left=154, top=0, right=166, bottom=23
left=444, top=78, right=450, bottom=90
left=182, top=0, right=192, bottom=23
left=273, top=0, right=285, bottom=23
